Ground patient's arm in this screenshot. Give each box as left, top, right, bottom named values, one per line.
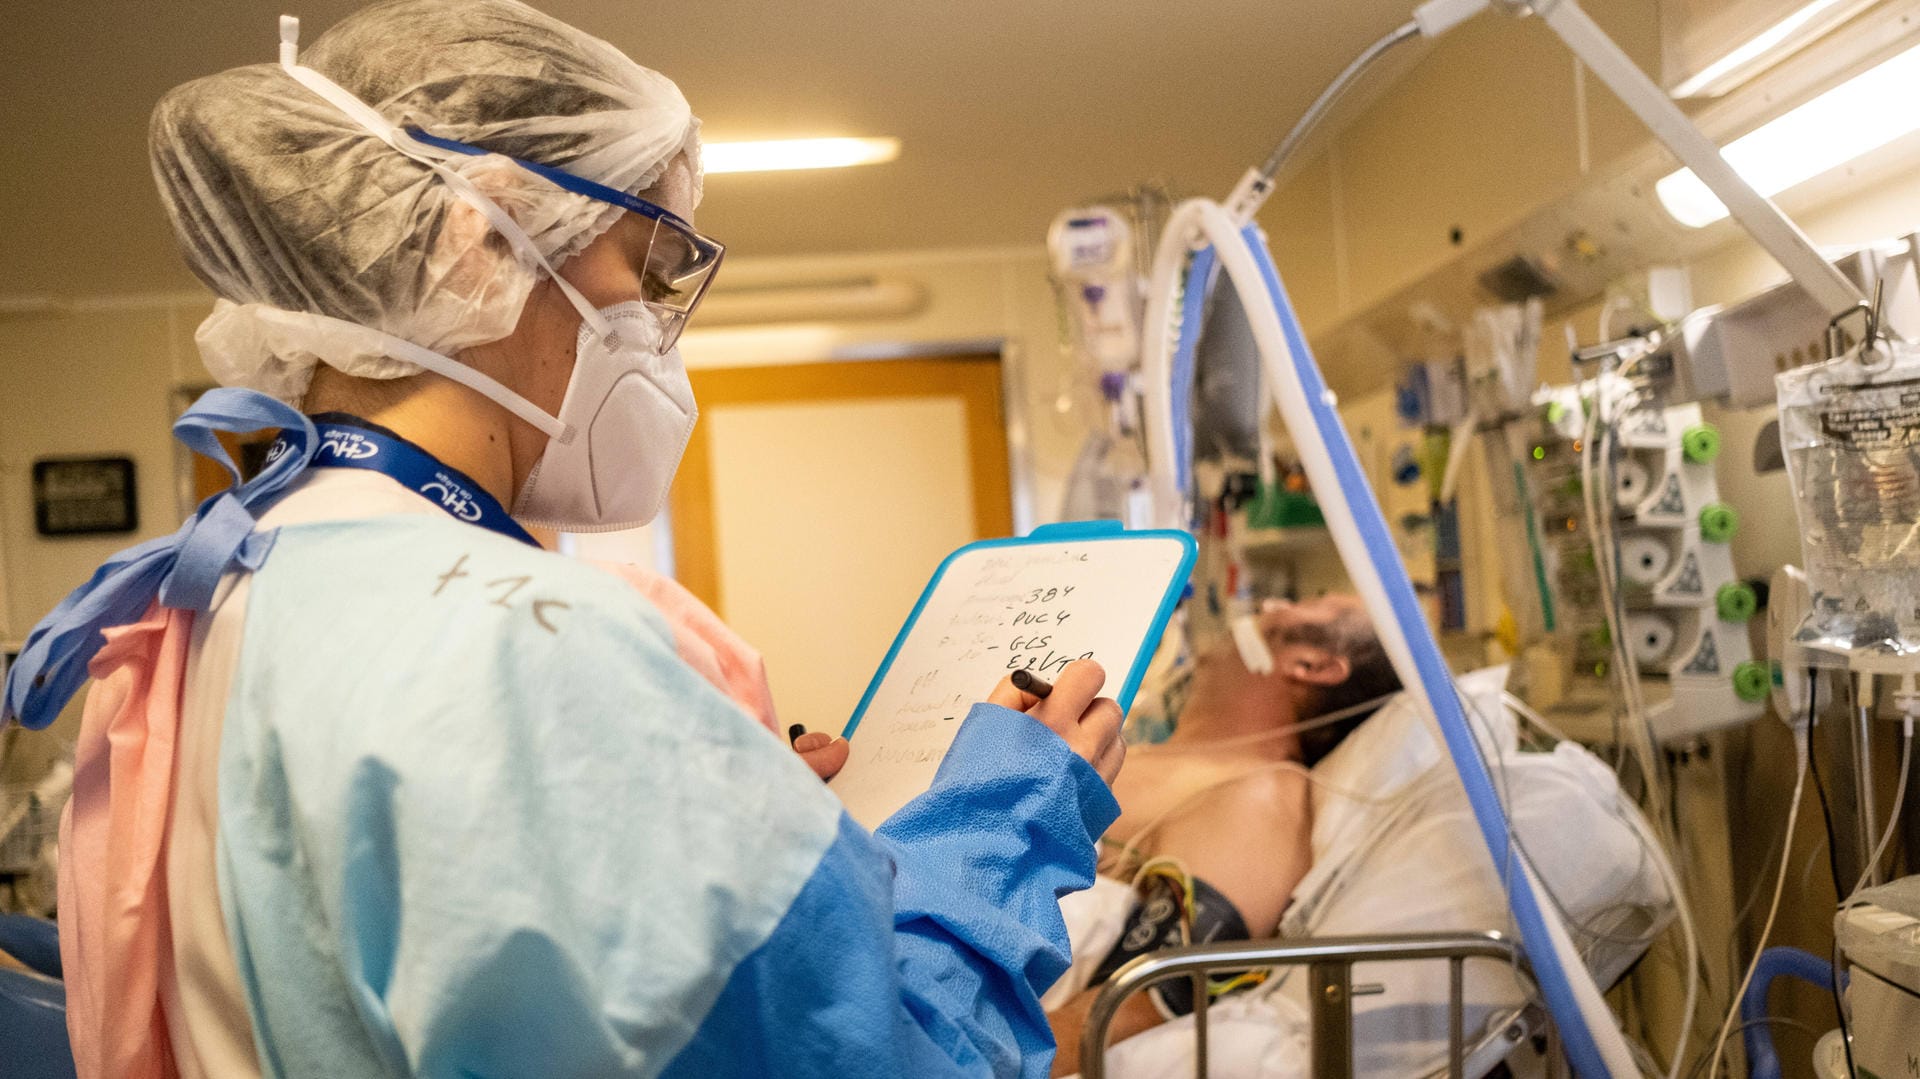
left=1049, top=985, right=1163, bottom=1077
left=1047, top=767, right=1312, bottom=1073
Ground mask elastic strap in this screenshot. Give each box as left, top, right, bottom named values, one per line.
left=242, top=304, right=572, bottom=443
left=276, top=14, right=620, bottom=356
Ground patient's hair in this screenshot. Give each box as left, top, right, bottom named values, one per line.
left=1288, top=611, right=1400, bottom=767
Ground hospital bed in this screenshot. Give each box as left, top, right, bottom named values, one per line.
left=1056, top=667, right=1675, bottom=1078
left=1081, top=932, right=1551, bottom=1079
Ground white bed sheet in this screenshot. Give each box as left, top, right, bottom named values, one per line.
left=1053, top=667, right=1672, bottom=1078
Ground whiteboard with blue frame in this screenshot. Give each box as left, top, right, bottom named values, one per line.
left=831, top=520, right=1196, bottom=829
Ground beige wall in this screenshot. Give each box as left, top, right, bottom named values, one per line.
left=0, top=246, right=1073, bottom=651
left=1257, top=0, right=1665, bottom=345
left=0, top=301, right=208, bottom=642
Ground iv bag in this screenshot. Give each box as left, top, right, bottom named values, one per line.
left=1778, top=343, right=1920, bottom=658
left=1060, top=429, right=1153, bottom=528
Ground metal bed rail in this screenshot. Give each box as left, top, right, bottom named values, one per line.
left=1078, top=931, right=1546, bottom=1079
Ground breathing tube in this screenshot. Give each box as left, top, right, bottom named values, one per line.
left=1139, top=199, right=1637, bottom=1078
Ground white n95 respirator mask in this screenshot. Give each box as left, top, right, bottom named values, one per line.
left=510, top=302, right=697, bottom=533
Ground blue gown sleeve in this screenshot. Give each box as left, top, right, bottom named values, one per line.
left=660, top=704, right=1121, bottom=1079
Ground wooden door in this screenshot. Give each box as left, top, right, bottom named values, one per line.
left=669, top=354, right=1012, bottom=733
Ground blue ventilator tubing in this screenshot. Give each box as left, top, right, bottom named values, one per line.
left=1739, top=947, right=1842, bottom=1079
left=1214, top=223, right=1615, bottom=1077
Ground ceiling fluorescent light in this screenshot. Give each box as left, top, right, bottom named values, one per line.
left=1656, top=40, right=1920, bottom=227
left=1671, top=0, right=1861, bottom=99
left=703, top=137, right=901, bottom=175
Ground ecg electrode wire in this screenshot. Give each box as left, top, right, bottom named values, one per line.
left=1096, top=756, right=1401, bottom=879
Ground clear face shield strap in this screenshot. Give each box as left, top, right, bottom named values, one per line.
left=271, top=16, right=631, bottom=441
left=277, top=19, right=613, bottom=346
left=277, top=18, right=613, bottom=342
left=242, top=304, right=572, bottom=442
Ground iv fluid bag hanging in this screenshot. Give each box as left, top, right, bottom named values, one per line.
left=1060, top=428, right=1154, bottom=529
left=1778, top=343, right=1920, bottom=657
left=1048, top=208, right=1142, bottom=374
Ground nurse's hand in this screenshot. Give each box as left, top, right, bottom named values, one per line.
left=792, top=730, right=850, bottom=781
left=988, top=659, right=1125, bottom=785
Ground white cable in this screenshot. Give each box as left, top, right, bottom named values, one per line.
left=1501, top=691, right=1575, bottom=745
left=1412, top=0, right=1491, bottom=38
left=1138, top=218, right=1189, bottom=528
left=1579, top=371, right=1672, bottom=839
left=1622, top=774, right=1703, bottom=1079
left=1706, top=727, right=1810, bottom=1078
left=1100, top=757, right=1402, bottom=876
left=1128, top=691, right=1402, bottom=755
left=1846, top=715, right=1914, bottom=901
left=1438, top=409, right=1477, bottom=504
left=1505, top=686, right=1701, bottom=1078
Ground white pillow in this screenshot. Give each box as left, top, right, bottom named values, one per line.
left=1272, top=671, right=1671, bottom=1077
left=1301, top=664, right=1514, bottom=867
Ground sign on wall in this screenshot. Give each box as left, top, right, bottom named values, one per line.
left=32, top=457, right=137, bottom=537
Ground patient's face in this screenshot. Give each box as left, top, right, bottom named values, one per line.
left=1260, top=595, right=1366, bottom=652
left=1198, top=594, right=1365, bottom=680
left=1183, top=595, right=1376, bottom=743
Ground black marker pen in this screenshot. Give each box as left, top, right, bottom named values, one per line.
left=1011, top=669, right=1053, bottom=699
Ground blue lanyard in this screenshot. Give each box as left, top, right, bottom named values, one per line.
left=272, top=415, right=538, bottom=547
left=5, top=391, right=541, bottom=732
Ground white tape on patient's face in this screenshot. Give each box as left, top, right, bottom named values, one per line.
left=1231, top=612, right=1275, bottom=675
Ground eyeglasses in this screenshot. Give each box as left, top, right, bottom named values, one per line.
left=407, top=128, right=724, bottom=350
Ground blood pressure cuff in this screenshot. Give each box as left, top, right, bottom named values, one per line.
left=1086, top=873, right=1252, bottom=1016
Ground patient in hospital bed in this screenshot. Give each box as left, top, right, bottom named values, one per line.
left=1045, top=598, right=1674, bottom=1078
left=1045, top=595, right=1400, bottom=1074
